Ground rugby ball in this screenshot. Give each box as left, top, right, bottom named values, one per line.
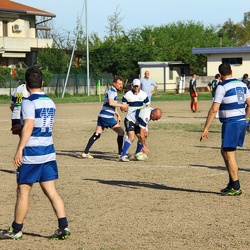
left=134, top=152, right=148, bottom=161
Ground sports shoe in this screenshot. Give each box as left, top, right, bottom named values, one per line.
left=49, top=228, right=70, bottom=240
left=220, top=184, right=231, bottom=193
left=119, top=155, right=129, bottom=162
left=221, top=187, right=242, bottom=196
left=82, top=152, right=93, bottom=159
left=0, top=227, right=23, bottom=240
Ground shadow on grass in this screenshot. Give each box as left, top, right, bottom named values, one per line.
left=0, top=169, right=16, bottom=174
left=56, top=150, right=119, bottom=161
left=82, top=178, right=220, bottom=195
left=0, top=229, right=46, bottom=239
left=190, top=164, right=250, bottom=173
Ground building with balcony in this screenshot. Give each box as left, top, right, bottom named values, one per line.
left=0, top=0, right=55, bottom=69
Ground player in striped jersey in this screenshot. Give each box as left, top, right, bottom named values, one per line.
left=0, top=67, right=70, bottom=240
left=200, top=63, right=250, bottom=196
left=120, top=106, right=162, bottom=162
left=82, top=76, right=129, bottom=158
left=120, top=79, right=150, bottom=161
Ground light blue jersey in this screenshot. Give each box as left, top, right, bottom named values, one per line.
left=140, top=77, right=157, bottom=102
left=214, top=78, right=250, bottom=123
left=21, top=92, right=56, bottom=164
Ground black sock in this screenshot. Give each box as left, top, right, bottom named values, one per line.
left=12, top=221, right=23, bottom=233
left=231, top=180, right=240, bottom=190
left=84, top=133, right=100, bottom=153
left=117, top=135, right=123, bottom=154
left=58, top=217, right=68, bottom=230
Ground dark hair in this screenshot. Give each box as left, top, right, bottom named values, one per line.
left=243, top=73, right=248, bottom=80
left=218, top=63, right=232, bottom=76
left=113, top=76, right=123, bottom=83
left=215, top=73, right=220, bottom=79
left=25, top=66, right=43, bottom=89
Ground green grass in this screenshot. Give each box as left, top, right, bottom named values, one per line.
left=0, top=92, right=213, bottom=104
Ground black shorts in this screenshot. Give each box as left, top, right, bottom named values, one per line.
left=124, top=118, right=140, bottom=134
left=12, top=119, right=21, bottom=127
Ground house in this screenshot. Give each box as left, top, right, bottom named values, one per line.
left=0, top=0, right=55, bottom=69
left=138, top=61, right=190, bottom=93
left=192, top=46, right=250, bottom=79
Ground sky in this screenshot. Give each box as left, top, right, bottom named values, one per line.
left=18, top=0, right=249, bottom=39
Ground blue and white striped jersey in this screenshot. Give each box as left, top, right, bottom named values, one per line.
left=122, top=89, right=149, bottom=115
left=126, top=107, right=153, bottom=129
left=98, top=87, right=117, bottom=119
left=21, top=92, right=56, bottom=164
left=214, top=78, right=250, bottom=123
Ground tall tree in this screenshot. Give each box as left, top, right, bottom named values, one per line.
left=105, top=5, right=125, bottom=40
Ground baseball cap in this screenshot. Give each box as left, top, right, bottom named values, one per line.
left=132, top=79, right=140, bottom=86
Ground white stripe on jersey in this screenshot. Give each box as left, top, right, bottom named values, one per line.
left=22, top=153, right=56, bottom=164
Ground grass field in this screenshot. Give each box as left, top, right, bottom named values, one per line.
left=1, top=100, right=250, bottom=249
left=0, top=91, right=213, bottom=104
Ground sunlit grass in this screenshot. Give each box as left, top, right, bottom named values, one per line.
left=0, top=91, right=213, bottom=104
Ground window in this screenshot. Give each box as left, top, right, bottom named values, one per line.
left=169, top=67, right=173, bottom=80
left=222, top=58, right=242, bottom=65
left=3, top=21, right=8, bottom=37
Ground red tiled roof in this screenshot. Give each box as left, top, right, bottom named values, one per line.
left=0, top=0, right=56, bottom=17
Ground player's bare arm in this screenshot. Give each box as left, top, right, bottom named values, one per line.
left=108, top=98, right=128, bottom=109
left=9, top=103, right=14, bottom=112
left=14, top=119, right=34, bottom=167
left=200, top=102, right=219, bottom=142
left=115, top=108, right=122, bottom=124
left=138, top=128, right=150, bottom=153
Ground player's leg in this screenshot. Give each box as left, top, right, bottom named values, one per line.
left=221, top=149, right=238, bottom=183
left=193, top=96, right=198, bottom=112
left=40, top=180, right=67, bottom=219
left=82, top=125, right=103, bottom=158
left=112, top=124, right=125, bottom=155
left=0, top=183, right=32, bottom=240
left=220, top=122, right=245, bottom=196
left=39, top=161, right=70, bottom=240
left=135, top=126, right=148, bottom=154
left=120, top=130, right=135, bottom=157
left=190, top=95, right=194, bottom=111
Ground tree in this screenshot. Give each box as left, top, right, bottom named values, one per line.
left=37, top=47, right=68, bottom=74
left=105, top=5, right=125, bottom=40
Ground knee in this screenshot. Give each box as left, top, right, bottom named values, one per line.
left=92, top=133, right=101, bottom=140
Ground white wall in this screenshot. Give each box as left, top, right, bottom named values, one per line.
left=207, top=53, right=250, bottom=78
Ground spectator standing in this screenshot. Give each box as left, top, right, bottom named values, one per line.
left=140, top=71, right=157, bottom=103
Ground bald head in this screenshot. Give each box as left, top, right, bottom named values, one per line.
left=150, top=108, right=162, bottom=121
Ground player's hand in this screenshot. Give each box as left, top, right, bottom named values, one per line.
left=142, top=147, right=149, bottom=153
left=121, top=107, right=128, bottom=113
left=11, top=124, right=22, bottom=135
left=13, top=149, right=23, bottom=168
left=200, top=130, right=208, bottom=142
